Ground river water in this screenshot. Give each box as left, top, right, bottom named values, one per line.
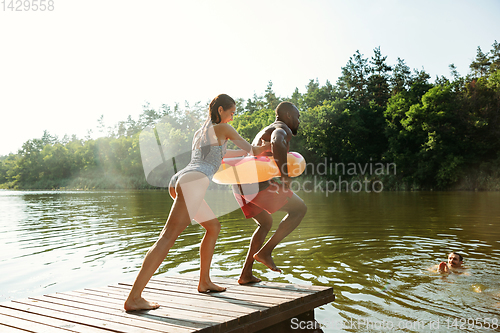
left=1, top=189, right=499, bottom=332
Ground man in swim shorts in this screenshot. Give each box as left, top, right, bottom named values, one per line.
left=233, top=101, right=307, bottom=284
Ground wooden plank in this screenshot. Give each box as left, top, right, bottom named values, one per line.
left=63, top=289, right=263, bottom=321
left=117, top=277, right=333, bottom=323
left=32, top=294, right=201, bottom=333
left=0, top=323, right=31, bottom=333
left=92, top=284, right=270, bottom=312
left=141, top=278, right=333, bottom=311
left=26, top=296, right=211, bottom=332
left=151, top=277, right=314, bottom=299
left=151, top=275, right=334, bottom=314
left=0, top=312, right=72, bottom=333
left=91, top=279, right=328, bottom=331
left=152, top=275, right=335, bottom=333
left=84, top=285, right=268, bottom=311
left=161, top=274, right=329, bottom=292
left=0, top=303, right=109, bottom=333
left=37, top=293, right=242, bottom=332
left=118, top=281, right=286, bottom=306
left=121, top=279, right=332, bottom=328
left=11, top=298, right=203, bottom=333
left=153, top=275, right=334, bottom=306
left=0, top=274, right=335, bottom=333
left=101, top=284, right=281, bottom=318
left=80, top=285, right=265, bottom=330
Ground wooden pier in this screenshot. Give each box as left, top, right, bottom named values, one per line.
left=0, top=274, right=335, bottom=332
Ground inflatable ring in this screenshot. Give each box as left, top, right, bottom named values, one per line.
left=212, top=152, right=306, bottom=184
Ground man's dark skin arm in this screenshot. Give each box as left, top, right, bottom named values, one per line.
left=251, top=122, right=292, bottom=188
left=271, top=127, right=290, bottom=185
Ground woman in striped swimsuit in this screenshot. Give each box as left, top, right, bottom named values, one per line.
left=124, top=94, right=270, bottom=311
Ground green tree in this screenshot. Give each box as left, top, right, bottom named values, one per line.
left=368, top=46, right=391, bottom=107
left=138, top=102, right=164, bottom=130
left=264, top=81, right=281, bottom=110
left=126, top=115, right=139, bottom=136
left=301, top=79, right=337, bottom=110
left=245, top=93, right=266, bottom=114
left=0, top=158, right=7, bottom=184
left=41, top=144, right=72, bottom=181
left=235, top=98, right=246, bottom=115
left=336, top=50, right=370, bottom=105
left=384, top=68, right=434, bottom=187
left=489, top=40, right=500, bottom=73
left=470, top=46, right=491, bottom=77
left=41, top=130, right=58, bottom=146
left=14, top=139, right=45, bottom=186
left=390, top=57, right=412, bottom=94
left=449, top=63, right=460, bottom=80
left=460, top=73, right=500, bottom=160
left=289, top=87, right=303, bottom=110
left=385, top=84, right=468, bottom=188
left=231, top=108, right=275, bottom=143
left=298, top=98, right=373, bottom=167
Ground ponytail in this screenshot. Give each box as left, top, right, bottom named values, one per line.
left=200, top=94, right=235, bottom=158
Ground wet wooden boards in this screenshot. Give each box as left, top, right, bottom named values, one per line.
left=0, top=274, right=335, bottom=332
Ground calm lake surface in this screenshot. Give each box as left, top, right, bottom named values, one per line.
left=1, top=189, right=499, bottom=332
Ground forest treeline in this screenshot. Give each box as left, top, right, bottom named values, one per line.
left=1, top=42, right=499, bottom=190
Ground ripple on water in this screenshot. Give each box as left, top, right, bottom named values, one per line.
left=1, top=190, right=500, bottom=332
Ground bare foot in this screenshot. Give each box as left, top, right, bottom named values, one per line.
left=253, top=252, right=281, bottom=273
left=124, top=297, right=160, bottom=311
left=198, top=281, right=226, bottom=293
left=238, top=274, right=262, bottom=285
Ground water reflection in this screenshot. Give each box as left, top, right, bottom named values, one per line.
left=0, top=189, right=499, bottom=332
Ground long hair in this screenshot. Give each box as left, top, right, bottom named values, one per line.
left=198, top=94, right=235, bottom=159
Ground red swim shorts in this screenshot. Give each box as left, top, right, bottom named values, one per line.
left=233, top=181, right=294, bottom=219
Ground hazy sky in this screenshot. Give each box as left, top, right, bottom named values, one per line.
left=1, top=0, right=499, bottom=156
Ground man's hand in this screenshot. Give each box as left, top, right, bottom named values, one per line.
left=251, top=140, right=271, bottom=156
left=438, top=262, right=449, bottom=273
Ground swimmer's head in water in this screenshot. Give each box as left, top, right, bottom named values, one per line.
left=448, top=252, right=463, bottom=267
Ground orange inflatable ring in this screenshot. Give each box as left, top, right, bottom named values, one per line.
left=212, top=152, right=306, bottom=185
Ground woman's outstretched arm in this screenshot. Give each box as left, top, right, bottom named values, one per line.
left=216, top=123, right=270, bottom=157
